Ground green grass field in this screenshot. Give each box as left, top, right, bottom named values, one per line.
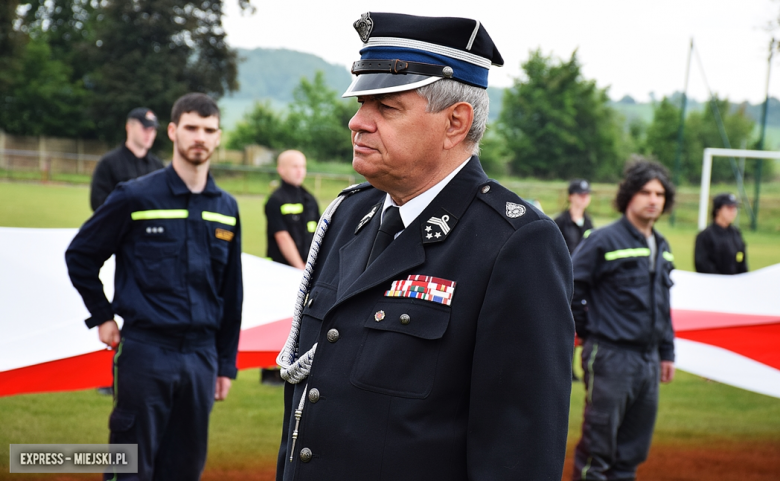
left=1, top=178, right=779, bottom=479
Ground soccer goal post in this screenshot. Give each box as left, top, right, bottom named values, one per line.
left=699, top=148, right=780, bottom=231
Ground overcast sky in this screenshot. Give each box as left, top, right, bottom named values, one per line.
left=223, top=0, right=780, bottom=104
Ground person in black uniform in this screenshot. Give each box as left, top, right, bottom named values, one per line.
left=695, top=193, right=748, bottom=274
left=555, top=179, right=595, bottom=255
left=275, top=13, right=574, bottom=481
left=570, top=159, right=676, bottom=480
left=66, top=93, right=243, bottom=480
left=90, top=107, right=164, bottom=211
left=265, top=150, right=320, bottom=268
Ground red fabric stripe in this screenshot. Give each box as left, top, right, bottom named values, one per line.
left=0, top=350, right=114, bottom=397
left=676, top=323, right=780, bottom=370
left=672, top=309, right=780, bottom=331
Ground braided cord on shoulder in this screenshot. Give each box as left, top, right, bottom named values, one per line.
left=277, top=192, right=350, bottom=383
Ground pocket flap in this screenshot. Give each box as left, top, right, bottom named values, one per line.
left=135, top=242, right=180, bottom=259
left=302, top=284, right=337, bottom=321
left=364, top=300, right=450, bottom=340
left=108, top=408, right=135, bottom=432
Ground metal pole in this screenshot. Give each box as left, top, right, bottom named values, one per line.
left=699, top=149, right=713, bottom=231
left=753, top=38, right=774, bottom=231
left=671, top=39, right=693, bottom=226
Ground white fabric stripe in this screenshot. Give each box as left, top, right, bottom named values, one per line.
left=364, top=37, right=492, bottom=68
left=342, top=75, right=441, bottom=98
left=675, top=338, right=780, bottom=399
left=466, top=20, right=480, bottom=51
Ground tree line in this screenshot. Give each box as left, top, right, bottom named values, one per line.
left=231, top=49, right=768, bottom=184
left=0, top=0, right=249, bottom=146
left=1, top=2, right=769, bottom=183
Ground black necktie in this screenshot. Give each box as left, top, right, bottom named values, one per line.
left=366, top=206, right=404, bottom=267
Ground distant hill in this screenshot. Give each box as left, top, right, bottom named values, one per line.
left=219, top=48, right=780, bottom=142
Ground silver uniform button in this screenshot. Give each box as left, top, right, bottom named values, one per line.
left=300, top=448, right=313, bottom=463
left=308, top=388, right=320, bottom=403
left=308, top=298, right=313, bottom=307
left=400, top=314, right=411, bottom=325
left=481, top=185, right=491, bottom=194
left=326, top=329, right=340, bottom=343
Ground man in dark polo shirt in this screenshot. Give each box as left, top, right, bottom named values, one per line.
left=265, top=150, right=320, bottom=268
left=90, top=107, right=164, bottom=210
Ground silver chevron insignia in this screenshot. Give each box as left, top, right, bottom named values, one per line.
left=427, top=215, right=451, bottom=235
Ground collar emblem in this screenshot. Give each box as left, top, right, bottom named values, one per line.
left=506, top=202, right=526, bottom=218
left=355, top=204, right=379, bottom=234
left=423, top=211, right=458, bottom=244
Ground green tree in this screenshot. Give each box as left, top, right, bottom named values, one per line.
left=0, top=36, right=92, bottom=137
left=497, top=49, right=624, bottom=181
left=286, top=71, right=357, bottom=162
left=229, top=71, right=357, bottom=162
left=227, top=101, right=295, bottom=151
left=645, top=96, right=759, bottom=184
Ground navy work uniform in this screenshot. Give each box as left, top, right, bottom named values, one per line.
left=265, top=180, right=320, bottom=265
left=694, top=224, right=747, bottom=274
left=66, top=165, right=243, bottom=480
left=570, top=216, right=675, bottom=480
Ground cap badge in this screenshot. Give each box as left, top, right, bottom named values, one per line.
left=354, top=12, right=374, bottom=43
left=506, top=202, right=526, bottom=219
left=145, top=111, right=156, bottom=121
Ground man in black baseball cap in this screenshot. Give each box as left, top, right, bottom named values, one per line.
left=276, top=12, right=573, bottom=481
left=89, top=107, right=163, bottom=211
left=555, top=179, right=595, bottom=255
left=695, top=193, right=748, bottom=274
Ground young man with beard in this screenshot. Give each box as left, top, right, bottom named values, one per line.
left=570, top=159, right=676, bottom=480
left=66, top=93, right=243, bottom=480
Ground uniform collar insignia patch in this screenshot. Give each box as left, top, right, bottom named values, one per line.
left=506, top=202, right=526, bottom=219
left=355, top=203, right=380, bottom=234
left=422, top=210, right=458, bottom=244
left=353, top=12, right=374, bottom=43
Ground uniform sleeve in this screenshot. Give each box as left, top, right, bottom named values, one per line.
left=694, top=230, right=717, bottom=274
left=466, top=219, right=574, bottom=480
left=265, top=194, right=287, bottom=235
left=570, top=232, right=601, bottom=338
left=89, top=158, right=116, bottom=211
left=66, top=186, right=132, bottom=327
left=215, top=208, right=244, bottom=379
left=659, top=246, right=676, bottom=362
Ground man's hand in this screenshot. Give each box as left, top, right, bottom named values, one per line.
left=274, top=230, right=305, bottom=269
left=98, top=320, right=120, bottom=348
left=660, top=360, right=675, bottom=383
left=215, top=376, right=232, bottom=401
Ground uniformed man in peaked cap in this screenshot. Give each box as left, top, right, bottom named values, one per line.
left=276, top=12, right=574, bottom=481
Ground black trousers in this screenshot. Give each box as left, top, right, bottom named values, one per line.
left=105, top=334, right=217, bottom=480
left=572, top=339, right=660, bottom=481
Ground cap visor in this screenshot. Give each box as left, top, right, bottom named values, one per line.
left=342, top=74, right=441, bottom=98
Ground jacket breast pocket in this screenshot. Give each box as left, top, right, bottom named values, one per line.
left=350, top=299, right=450, bottom=399
left=133, top=241, right=181, bottom=292
left=209, top=238, right=230, bottom=290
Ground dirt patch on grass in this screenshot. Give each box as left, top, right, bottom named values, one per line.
left=562, top=440, right=780, bottom=480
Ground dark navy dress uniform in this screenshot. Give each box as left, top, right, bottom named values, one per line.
left=570, top=216, right=675, bottom=480
left=265, top=180, right=320, bottom=265
left=276, top=157, right=575, bottom=480
left=694, top=223, right=747, bottom=274
left=66, top=165, right=243, bottom=480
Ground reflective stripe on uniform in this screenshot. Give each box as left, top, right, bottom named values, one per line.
left=662, top=251, right=674, bottom=262
left=604, top=247, right=650, bottom=261
left=280, top=203, right=304, bottom=215
left=583, top=229, right=593, bottom=239
left=131, top=209, right=188, bottom=220
left=307, top=221, right=317, bottom=233
left=202, top=211, right=237, bottom=226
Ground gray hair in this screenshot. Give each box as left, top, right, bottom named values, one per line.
left=416, top=80, right=489, bottom=155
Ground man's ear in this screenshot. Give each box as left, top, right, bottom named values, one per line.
left=167, top=122, right=177, bottom=143
left=443, top=102, right=474, bottom=151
